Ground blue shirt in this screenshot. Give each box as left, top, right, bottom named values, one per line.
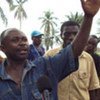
left=28, top=44, right=45, bottom=61
left=0, top=44, right=78, bottom=100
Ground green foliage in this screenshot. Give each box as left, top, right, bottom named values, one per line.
left=6, top=0, right=13, bottom=8
left=8, top=0, right=28, bottom=29
left=65, top=12, right=83, bottom=25
left=39, top=10, right=59, bottom=50
left=0, top=7, right=8, bottom=25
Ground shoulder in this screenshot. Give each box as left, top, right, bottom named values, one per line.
left=81, top=51, right=93, bottom=58
left=80, top=51, right=94, bottom=61
left=44, top=47, right=62, bottom=57
left=40, top=46, right=45, bottom=50
left=29, top=44, right=33, bottom=47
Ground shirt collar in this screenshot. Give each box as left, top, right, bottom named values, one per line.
left=79, top=51, right=87, bottom=58
left=0, top=59, right=36, bottom=80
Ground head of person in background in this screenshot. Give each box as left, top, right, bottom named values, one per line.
left=84, top=35, right=100, bottom=77
left=31, top=31, right=43, bottom=48
left=60, top=21, right=80, bottom=48
left=28, top=30, right=45, bottom=61
left=84, top=35, right=99, bottom=54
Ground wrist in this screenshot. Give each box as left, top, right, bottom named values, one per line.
left=84, top=14, right=94, bottom=19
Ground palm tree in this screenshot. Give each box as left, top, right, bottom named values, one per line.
left=39, top=10, right=58, bottom=50
left=0, top=0, right=10, bottom=26
left=7, top=0, right=28, bottom=29
left=0, top=0, right=16, bottom=26
left=65, top=12, right=84, bottom=25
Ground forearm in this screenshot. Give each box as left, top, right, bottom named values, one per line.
left=72, top=15, right=93, bottom=57
left=71, top=0, right=100, bottom=57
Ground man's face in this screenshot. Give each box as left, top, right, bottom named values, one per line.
left=85, top=36, right=98, bottom=53
left=32, top=35, right=42, bottom=46
left=61, top=25, right=79, bottom=47
left=1, top=31, right=29, bottom=61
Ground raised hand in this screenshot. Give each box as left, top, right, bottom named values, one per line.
left=81, top=0, right=100, bottom=17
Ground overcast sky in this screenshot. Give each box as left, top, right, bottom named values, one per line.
left=0, top=0, right=100, bottom=45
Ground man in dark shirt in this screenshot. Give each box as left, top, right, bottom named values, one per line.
left=85, top=35, right=100, bottom=77
left=85, top=35, right=100, bottom=100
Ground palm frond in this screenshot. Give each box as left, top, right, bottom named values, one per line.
left=0, top=7, right=8, bottom=25
left=65, top=12, right=83, bottom=25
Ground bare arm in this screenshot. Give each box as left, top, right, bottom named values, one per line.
left=72, top=0, right=100, bottom=57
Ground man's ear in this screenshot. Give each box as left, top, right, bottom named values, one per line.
left=0, top=44, right=6, bottom=53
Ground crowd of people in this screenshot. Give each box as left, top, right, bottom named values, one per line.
left=0, top=0, right=100, bottom=100
left=44, top=21, right=100, bottom=100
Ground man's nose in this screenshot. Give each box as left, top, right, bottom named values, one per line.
left=69, top=34, right=74, bottom=41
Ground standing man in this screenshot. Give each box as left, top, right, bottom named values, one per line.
left=85, top=35, right=100, bottom=77
left=28, top=30, right=45, bottom=61
left=85, top=35, right=100, bottom=100
left=0, top=0, right=100, bottom=100
left=45, top=21, right=100, bottom=100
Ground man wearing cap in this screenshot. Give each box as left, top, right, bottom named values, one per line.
left=28, top=30, right=45, bottom=61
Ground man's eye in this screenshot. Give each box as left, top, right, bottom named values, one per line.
left=22, top=38, right=28, bottom=42
left=64, top=32, right=77, bottom=35
left=64, top=32, right=69, bottom=35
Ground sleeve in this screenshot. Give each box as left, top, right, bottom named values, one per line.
left=47, top=44, right=79, bottom=81
left=89, top=57, right=100, bottom=90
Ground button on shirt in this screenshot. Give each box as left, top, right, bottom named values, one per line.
left=0, top=44, right=78, bottom=100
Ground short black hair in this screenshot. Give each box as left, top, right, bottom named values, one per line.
left=60, top=21, right=80, bottom=32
